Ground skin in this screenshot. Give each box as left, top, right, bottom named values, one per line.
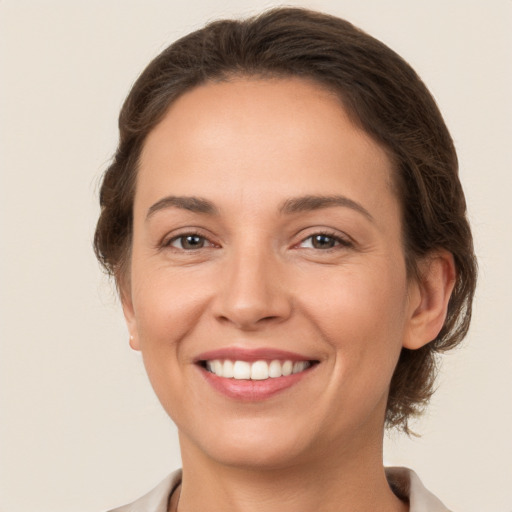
left=122, top=78, right=455, bottom=512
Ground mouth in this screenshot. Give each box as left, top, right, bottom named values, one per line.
left=200, top=359, right=315, bottom=380
left=194, top=348, right=319, bottom=401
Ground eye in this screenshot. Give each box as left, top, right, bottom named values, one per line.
left=299, top=232, right=350, bottom=250
left=167, top=233, right=210, bottom=250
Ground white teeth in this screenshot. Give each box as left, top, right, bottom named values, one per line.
left=268, top=360, right=282, bottom=378
left=282, top=360, right=293, bottom=376
left=205, top=359, right=312, bottom=380
left=233, top=360, right=251, bottom=380
left=222, top=360, right=234, bottom=378
left=292, top=361, right=308, bottom=374
left=251, top=360, right=269, bottom=380
left=213, top=360, right=223, bottom=377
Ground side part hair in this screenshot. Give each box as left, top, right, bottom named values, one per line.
left=94, top=7, right=477, bottom=432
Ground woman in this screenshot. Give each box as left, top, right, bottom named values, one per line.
left=95, top=8, right=476, bottom=512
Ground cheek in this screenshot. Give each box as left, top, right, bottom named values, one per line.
left=129, top=262, right=224, bottom=403
left=305, top=262, right=408, bottom=337
left=302, top=265, right=409, bottom=382
left=132, top=262, right=210, bottom=341
left=129, top=269, right=209, bottom=418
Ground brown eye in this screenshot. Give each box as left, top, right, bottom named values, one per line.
left=299, top=232, right=350, bottom=250
left=311, top=234, right=337, bottom=249
left=170, top=234, right=207, bottom=250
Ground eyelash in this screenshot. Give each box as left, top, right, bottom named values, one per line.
left=162, top=230, right=352, bottom=252
left=163, top=231, right=215, bottom=251
left=297, top=231, right=352, bottom=251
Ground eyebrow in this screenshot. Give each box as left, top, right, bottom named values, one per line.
left=279, top=194, right=374, bottom=221
left=146, top=196, right=218, bottom=220
left=146, top=194, right=373, bottom=222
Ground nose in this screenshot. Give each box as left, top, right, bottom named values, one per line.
left=212, top=245, right=293, bottom=331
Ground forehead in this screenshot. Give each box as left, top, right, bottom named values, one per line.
left=137, top=77, right=396, bottom=218
left=142, top=77, right=377, bottom=158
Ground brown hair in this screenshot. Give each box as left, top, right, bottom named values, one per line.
left=94, top=7, right=477, bottom=432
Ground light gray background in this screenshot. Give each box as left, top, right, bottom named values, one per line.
left=1, top=1, right=511, bottom=511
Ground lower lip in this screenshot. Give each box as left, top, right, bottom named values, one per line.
left=199, top=365, right=314, bottom=401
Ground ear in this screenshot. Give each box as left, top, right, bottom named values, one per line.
left=118, top=276, right=141, bottom=351
left=403, top=251, right=456, bottom=350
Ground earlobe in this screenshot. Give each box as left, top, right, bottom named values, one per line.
left=129, top=334, right=139, bottom=350
left=119, top=282, right=141, bottom=351
left=403, top=251, right=456, bottom=350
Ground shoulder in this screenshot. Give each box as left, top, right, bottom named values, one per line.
left=386, top=467, right=452, bottom=512
left=106, top=467, right=451, bottom=512
left=106, top=470, right=182, bottom=512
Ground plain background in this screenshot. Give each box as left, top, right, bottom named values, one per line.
left=1, top=1, right=511, bottom=511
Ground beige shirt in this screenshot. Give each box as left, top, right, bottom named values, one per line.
left=108, top=467, right=451, bottom=512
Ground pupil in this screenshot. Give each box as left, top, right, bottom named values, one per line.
left=313, top=235, right=334, bottom=248
left=184, top=235, right=203, bottom=249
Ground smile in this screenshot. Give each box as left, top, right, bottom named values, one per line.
left=204, top=359, right=312, bottom=380
left=195, top=348, right=318, bottom=400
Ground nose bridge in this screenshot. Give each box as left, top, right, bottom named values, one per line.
left=214, top=235, right=291, bottom=329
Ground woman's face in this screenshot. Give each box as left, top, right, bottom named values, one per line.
left=124, top=78, right=423, bottom=469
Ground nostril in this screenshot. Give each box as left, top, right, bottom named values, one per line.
left=228, top=315, right=284, bottom=330
left=260, top=315, right=280, bottom=322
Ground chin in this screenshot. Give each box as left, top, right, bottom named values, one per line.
left=181, top=416, right=318, bottom=470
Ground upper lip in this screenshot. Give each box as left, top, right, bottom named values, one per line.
left=194, top=346, right=316, bottom=363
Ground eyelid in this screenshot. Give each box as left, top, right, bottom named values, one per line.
left=158, top=227, right=353, bottom=251
left=296, top=230, right=353, bottom=250
left=161, top=229, right=218, bottom=250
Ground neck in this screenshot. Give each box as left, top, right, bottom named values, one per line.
left=175, top=431, right=408, bottom=512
